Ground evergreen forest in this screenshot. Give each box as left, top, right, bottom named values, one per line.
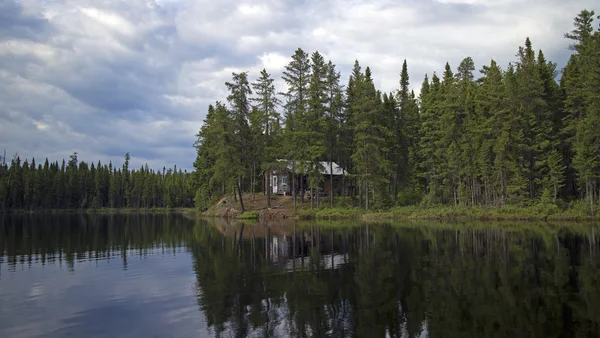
left=193, top=10, right=600, bottom=212
left=1, top=10, right=599, bottom=214
left=0, top=152, right=195, bottom=210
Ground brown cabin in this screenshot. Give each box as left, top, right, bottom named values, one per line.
left=262, top=160, right=350, bottom=197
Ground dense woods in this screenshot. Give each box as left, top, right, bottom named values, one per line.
left=194, top=10, right=600, bottom=212
left=0, top=152, right=194, bottom=211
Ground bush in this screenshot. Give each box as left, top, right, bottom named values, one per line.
left=297, top=208, right=318, bottom=219
left=374, top=189, right=393, bottom=210
left=334, top=197, right=355, bottom=208
left=315, top=207, right=363, bottom=218
left=397, top=188, right=423, bottom=206
left=237, top=210, right=260, bottom=219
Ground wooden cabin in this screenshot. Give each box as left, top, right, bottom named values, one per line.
left=262, top=160, right=350, bottom=197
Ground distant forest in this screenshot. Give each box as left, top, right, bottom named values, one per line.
left=1, top=10, right=598, bottom=212
left=193, top=10, right=600, bottom=211
left=0, top=152, right=195, bottom=210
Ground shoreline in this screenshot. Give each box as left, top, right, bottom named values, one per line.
left=3, top=203, right=599, bottom=222
left=1, top=207, right=197, bottom=215
left=199, top=204, right=600, bottom=222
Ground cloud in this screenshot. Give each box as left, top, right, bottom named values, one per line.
left=0, top=0, right=597, bottom=170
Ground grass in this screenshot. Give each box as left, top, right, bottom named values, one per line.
left=189, top=192, right=600, bottom=222
left=237, top=210, right=260, bottom=219
left=361, top=203, right=600, bottom=221
left=295, top=207, right=363, bottom=219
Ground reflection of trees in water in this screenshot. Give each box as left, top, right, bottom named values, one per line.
left=0, top=214, right=195, bottom=272
left=2, top=216, right=600, bottom=337
left=191, top=221, right=600, bottom=338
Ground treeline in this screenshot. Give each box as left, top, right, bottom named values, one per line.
left=0, top=152, right=194, bottom=211
left=193, top=10, right=600, bottom=212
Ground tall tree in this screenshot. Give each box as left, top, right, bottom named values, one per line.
left=304, top=51, right=328, bottom=208
left=325, top=60, right=344, bottom=207
left=281, top=48, right=311, bottom=209
left=225, top=72, right=253, bottom=213
left=251, top=69, right=282, bottom=207
left=351, top=66, right=394, bottom=210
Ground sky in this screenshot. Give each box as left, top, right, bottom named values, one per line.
left=0, top=0, right=597, bottom=171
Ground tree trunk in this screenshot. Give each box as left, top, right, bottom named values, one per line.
left=237, top=178, right=245, bottom=213
left=330, top=161, right=334, bottom=208
left=252, top=161, right=256, bottom=202
left=392, top=176, right=397, bottom=205
left=453, top=180, right=458, bottom=206
left=372, top=185, right=375, bottom=208
left=341, top=173, right=346, bottom=199
left=365, top=182, right=369, bottom=211
left=310, top=187, right=314, bottom=209
left=317, top=186, right=320, bottom=208
left=471, top=175, right=475, bottom=206
left=359, top=182, right=363, bottom=209
left=267, top=171, right=271, bottom=208
left=300, top=176, right=304, bottom=204
left=292, top=172, right=297, bottom=211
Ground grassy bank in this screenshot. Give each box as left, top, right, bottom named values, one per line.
left=362, top=203, right=599, bottom=221
left=192, top=193, right=600, bottom=222
left=293, top=202, right=600, bottom=221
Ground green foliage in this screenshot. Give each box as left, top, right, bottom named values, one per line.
left=237, top=210, right=260, bottom=219
left=396, top=187, right=423, bottom=206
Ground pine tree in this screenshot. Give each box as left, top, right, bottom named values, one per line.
left=351, top=66, right=394, bottom=210
left=281, top=48, right=311, bottom=208
left=303, top=51, right=328, bottom=208
left=418, top=73, right=442, bottom=203
left=393, top=60, right=411, bottom=202
left=474, top=59, right=505, bottom=205
left=251, top=69, right=281, bottom=208
left=225, top=72, right=253, bottom=212
left=325, top=60, right=344, bottom=206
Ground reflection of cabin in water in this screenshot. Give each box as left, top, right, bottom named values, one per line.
left=262, top=160, right=350, bottom=197
left=267, top=233, right=348, bottom=271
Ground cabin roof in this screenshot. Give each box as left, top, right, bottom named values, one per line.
left=264, top=159, right=346, bottom=176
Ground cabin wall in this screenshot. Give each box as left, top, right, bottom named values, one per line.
left=267, top=170, right=350, bottom=197
left=267, top=170, right=293, bottom=195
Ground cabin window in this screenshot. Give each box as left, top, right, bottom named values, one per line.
left=282, top=176, right=288, bottom=185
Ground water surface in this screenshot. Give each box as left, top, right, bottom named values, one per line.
left=1, top=215, right=599, bottom=337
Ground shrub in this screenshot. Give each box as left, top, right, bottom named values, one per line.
left=237, top=210, right=260, bottom=219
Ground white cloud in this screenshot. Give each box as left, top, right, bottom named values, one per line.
left=258, top=52, right=290, bottom=72
left=79, top=7, right=136, bottom=36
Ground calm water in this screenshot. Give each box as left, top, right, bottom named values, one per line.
left=1, top=215, right=599, bottom=337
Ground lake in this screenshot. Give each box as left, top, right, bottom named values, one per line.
left=1, top=214, right=599, bottom=337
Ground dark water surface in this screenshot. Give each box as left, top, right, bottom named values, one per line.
left=1, top=215, right=599, bottom=337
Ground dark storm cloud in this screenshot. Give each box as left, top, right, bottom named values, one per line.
left=0, top=1, right=53, bottom=41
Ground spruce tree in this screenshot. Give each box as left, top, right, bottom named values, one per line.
left=351, top=66, right=393, bottom=210
left=281, top=48, right=311, bottom=208
left=251, top=69, right=281, bottom=208
left=304, top=51, right=328, bottom=208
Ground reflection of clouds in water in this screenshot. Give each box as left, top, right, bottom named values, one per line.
left=0, top=248, right=208, bottom=338
left=28, top=284, right=43, bottom=298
